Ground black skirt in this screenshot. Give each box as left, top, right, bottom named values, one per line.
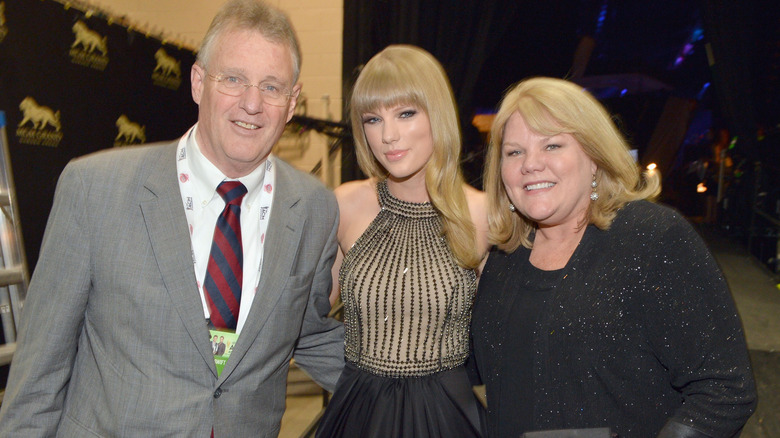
left=316, top=363, right=483, bottom=438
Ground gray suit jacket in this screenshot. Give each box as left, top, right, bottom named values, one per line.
left=0, top=141, right=344, bottom=437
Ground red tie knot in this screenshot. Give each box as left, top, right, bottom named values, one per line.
left=217, top=181, right=247, bottom=206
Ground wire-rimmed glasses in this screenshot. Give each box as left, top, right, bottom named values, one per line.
left=206, top=72, right=293, bottom=107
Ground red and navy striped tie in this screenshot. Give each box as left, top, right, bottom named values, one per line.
left=204, top=181, right=247, bottom=330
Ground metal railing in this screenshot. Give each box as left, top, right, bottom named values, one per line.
left=291, top=115, right=351, bottom=183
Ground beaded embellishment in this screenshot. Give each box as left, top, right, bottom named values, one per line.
left=340, top=180, right=477, bottom=377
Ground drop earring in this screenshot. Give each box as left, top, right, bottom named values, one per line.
left=590, top=175, right=599, bottom=201
left=509, top=203, right=516, bottom=212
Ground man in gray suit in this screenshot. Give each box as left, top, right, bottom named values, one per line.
left=0, top=0, right=343, bottom=436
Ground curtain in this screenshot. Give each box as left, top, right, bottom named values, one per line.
left=342, top=0, right=522, bottom=185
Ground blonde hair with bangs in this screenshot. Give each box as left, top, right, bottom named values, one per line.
left=350, top=45, right=481, bottom=269
left=484, top=77, right=661, bottom=252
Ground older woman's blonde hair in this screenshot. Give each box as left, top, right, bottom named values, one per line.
left=484, top=77, right=661, bottom=252
left=349, top=45, right=480, bottom=269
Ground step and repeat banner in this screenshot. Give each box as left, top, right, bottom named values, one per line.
left=0, top=0, right=198, bottom=269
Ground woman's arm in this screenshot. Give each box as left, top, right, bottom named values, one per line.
left=642, top=212, right=756, bottom=437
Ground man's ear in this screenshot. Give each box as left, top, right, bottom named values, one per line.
left=286, top=83, right=302, bottom=123
left=191, top=63, right=205, bottom=105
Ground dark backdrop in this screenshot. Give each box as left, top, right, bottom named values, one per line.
left=342, top=0, right=525, bottom=186
left=0, top=0, right=198, bottom=271
left=341, top=0, right=774, bottom=198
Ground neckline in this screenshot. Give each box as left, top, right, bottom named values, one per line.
left=525, top=224, right=594, bottom=275
left=377, top=179, right=438, bottom=218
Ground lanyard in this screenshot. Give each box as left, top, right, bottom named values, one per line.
left=175, top=131, right=275, bottom=331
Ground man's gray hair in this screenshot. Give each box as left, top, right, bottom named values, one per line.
left=197, top=0, right=302, bottom=83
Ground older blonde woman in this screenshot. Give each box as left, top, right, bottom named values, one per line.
left=470, top=77, right=756, bottom=437
left=316, top=45, right=489, bottom=437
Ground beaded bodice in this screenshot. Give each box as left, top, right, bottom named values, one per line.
left=340, top=180, right=477, bottom=377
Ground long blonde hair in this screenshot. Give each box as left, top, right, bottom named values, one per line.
left=484, top=77, right=661, bottom=251
left=350, top=45, right=480, bottom=268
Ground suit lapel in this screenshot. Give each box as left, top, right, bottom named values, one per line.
left=218, top=160, right=305, bottom=381
left=140, top=143, right=218, bottom=375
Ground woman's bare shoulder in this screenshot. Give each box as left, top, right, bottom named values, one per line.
left=334, top=178, right=378, bottom=209
left=463, top=184, right=491, bottom=255
left=463, top=184, right=488, bottom=221
left=463, top=184, right=486, bottom=205
left=334, top=178, right=381, bottom=243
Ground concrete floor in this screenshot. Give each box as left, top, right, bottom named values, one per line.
left=695, top=225, right=780, bottom=437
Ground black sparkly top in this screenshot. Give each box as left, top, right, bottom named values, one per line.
left=471, top=200, right=756, bottom=438
left=340, top=180, right=477, bottom=377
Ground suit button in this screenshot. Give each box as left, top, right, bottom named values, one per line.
left=214, top=388, right=222, bottom=398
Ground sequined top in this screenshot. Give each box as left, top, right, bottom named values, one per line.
left=471, top=200, right=756, bottom=437
left=340, top=180, right=477, bottom=378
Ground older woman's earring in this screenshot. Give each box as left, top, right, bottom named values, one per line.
left=590, top=176, right=599, bottom=201
left=509, top=203, right=516, bottom=212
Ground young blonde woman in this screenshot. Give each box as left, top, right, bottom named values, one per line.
left=316, top=45, right=489, bottom=437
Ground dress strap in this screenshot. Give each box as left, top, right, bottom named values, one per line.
left=376, top=179, right=388, bottom=209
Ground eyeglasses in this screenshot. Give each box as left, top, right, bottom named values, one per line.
left=206, top=72, right=292, bottom=107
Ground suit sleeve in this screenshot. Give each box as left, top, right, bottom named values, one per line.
left=641, top=214, right=756, bottom=437
left=0, top=161, right=93, bottom=436
left=292, top=191, right=345, bottom=392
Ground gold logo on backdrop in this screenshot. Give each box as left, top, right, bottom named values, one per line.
left=16, top=97, right=64, bottom=147
left=69, top=20, right=109, bottom=71
left=152, top=48, right=182, bottom=90
left=114, top=115, right=146, bottom=146
left=0, top=2, right=9, bottom=43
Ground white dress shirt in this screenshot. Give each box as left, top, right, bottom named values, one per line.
left=176, top=125, right=274, bottom=334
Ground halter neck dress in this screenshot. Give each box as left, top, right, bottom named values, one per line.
left=316, top=180, right=482, bottom=437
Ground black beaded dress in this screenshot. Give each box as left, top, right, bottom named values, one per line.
left=316, top=180, right=483, bottom=438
